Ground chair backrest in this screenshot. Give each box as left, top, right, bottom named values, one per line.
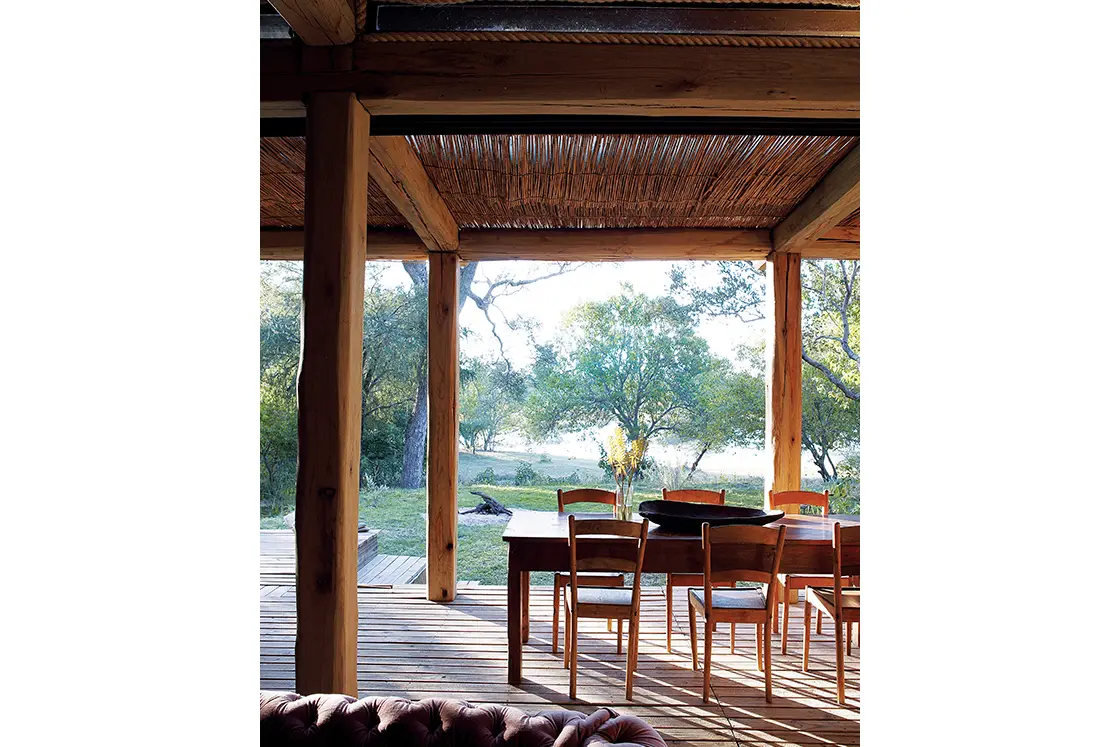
left=832, top=522, right=859, bottom=621
left=557, top=488, right=617, bottom=512
left=662, top=488, right=726, bottom=505
left=769, top=489, right=829, bottom=516
left=567, top=516, right=649, bottom=608
left=700, top=522, right=787, bottom=615
left=834, top=522, right=859, bottom=579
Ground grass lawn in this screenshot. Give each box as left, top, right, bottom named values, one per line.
left=261, top=482, right=765, bottom=585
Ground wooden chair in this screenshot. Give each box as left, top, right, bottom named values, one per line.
left=564, top=515, right=649, bottom=700
left=770, top=490, right=855, bottom=654
left=552, top=489, right=625, bottom=654
left=804, top=522, right=860, bottom=705
left=688, top=522, right=787, bottom=703
left=662, top=488, right=734, bottom=653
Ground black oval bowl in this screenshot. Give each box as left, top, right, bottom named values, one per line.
left=637, top=500, right=784, bottom=534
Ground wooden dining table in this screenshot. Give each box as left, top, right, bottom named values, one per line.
left=502, top=509, right=859, bottom=685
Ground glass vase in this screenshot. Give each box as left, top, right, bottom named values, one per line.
left=615, top=484, right=634, bottom=521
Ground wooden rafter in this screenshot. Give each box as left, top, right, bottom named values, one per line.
left=261, top=40, right=860, bottom=119
left=261, top=228, right=788, bottom=262
left=366, top=136, right=459, bottom=252
left=262, top=229, right=427, bottom=261
left=801, top=240, right=859, bottom=261
left=261, top=227, right=863, bottom=261
left=772, top=144, right=859, bottom=253
left=803, top=225, right=859, bottom=260
left=269, top=1, right=356, bottom=46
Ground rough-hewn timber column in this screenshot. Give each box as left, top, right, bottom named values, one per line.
left=765, top=253, right=803, bottom=516
left=428, top=252, right=460, bottom=601
left=295, top=92, right=368, bottom=696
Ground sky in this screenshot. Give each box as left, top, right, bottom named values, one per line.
left=370, top=259, right=827, bottom=478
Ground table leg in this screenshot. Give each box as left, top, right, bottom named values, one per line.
left=521, top=571, right=530, bottom=643
left=508, top=554, right=523, bottom=685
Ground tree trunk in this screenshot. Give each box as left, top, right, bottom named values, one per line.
left=399, top=260, right=480, bottom=488
left=400, top=360, right=428, bottom=488
left=686, top=443, right=710, bottom=480
left=810, top=449, right=836, bottom=481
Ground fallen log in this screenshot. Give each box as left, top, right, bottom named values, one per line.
left=461, top=491, right=513, bottom=516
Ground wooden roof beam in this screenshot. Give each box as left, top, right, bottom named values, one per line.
left=262, top=40, right=860, bottom=119
left=263, top=228, right=779, bottom=261
left=772, top=144, right=859, bottom=253
left=366, top=136, right=459, bottom=252
left=268, top=1, right=356, bottom=46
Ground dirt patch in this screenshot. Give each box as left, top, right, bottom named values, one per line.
left=457, top=512, right=512, bottom=527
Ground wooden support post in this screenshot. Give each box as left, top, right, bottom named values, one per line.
left=294, top=92, right=368, bottom=697
left=428, top=251, right=460, bottom=601
left=765, top=253, right=803, bottom=519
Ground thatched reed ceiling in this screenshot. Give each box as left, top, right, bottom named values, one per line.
left=260, top=133, right=858, bottom=230
left=261, top=137, right=406, bottom=228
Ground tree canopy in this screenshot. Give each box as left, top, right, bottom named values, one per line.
left=525, top=289, right=714, bottom=441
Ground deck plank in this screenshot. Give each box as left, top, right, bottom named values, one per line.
left=260, top=585, right=858, bottom=745
left=262, top=530, right=423, bottom=586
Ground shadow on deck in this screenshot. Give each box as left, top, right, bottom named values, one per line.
left=260, top=585, right=859, bottom=746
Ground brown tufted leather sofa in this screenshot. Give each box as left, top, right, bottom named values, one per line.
left=261, top=692, right=666, bottom=747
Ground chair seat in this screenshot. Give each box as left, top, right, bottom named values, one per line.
left=779, top=573, right=853, bottom=590
left=688, top=587, right=767, bottom=611
left=806, top=586, right=860, bottom=617
left=568, top=587, right=634, bottom=607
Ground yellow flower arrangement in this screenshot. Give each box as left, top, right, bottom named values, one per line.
left=605, top=426, right=646, bottom=520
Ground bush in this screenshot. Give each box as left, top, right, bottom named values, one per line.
left=538, top=453, right=552, bottom=464
left=514, top=461, right=540, bottom=486
left=472, top=467, right=499, bottom=484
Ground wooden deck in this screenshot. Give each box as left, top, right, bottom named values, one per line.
left=260, top=530, right=424, bottom=586
left=260, top=585, right=859, bottom=746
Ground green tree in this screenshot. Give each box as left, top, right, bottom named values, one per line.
left=671, top=259, right=861, bottom=402
left=259, top=263, right=302, bottom=513
left=525, top=289, right=726, bottom=454
left=258, top=262, right=431, bottom=504
left=672, top=350, right=766, bottom=477
left=802, top=365, right=859, bottom=481
left=802, top=260, right=860, bottom=401
left=398, top=260, right=577, bottom=487
left=459, top=356, right=527, bottom=452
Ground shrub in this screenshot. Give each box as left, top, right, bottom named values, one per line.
left=646, top=457, right=690, bottom=491
left=514, top=461, right=540, bottom=486
left=538, top=453, right=552, bottom=464
left=472, top=467, right=499, bottom=484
